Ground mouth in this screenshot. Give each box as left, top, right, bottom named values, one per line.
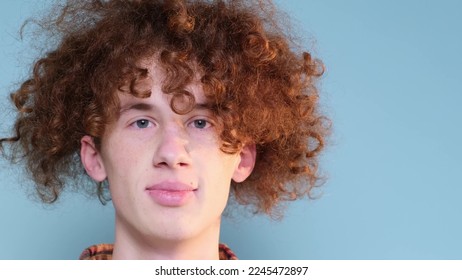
left=145, top=181, right=197, bottom=207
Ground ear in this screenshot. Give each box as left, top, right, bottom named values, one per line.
left=232, top=143, right=256, bottom=183
left=80, top=135, right=107, bottom=182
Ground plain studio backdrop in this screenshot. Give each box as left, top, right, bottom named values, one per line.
left=0, top=0, right=461, bottom=259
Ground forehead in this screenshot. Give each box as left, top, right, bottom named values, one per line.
left=118, top=57, right=207, bottom=108
left=149, top=57, right=205, bottom=99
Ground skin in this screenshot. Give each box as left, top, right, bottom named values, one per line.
left=80, top=61, right=256, bottom=259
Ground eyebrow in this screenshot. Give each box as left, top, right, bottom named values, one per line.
left=119, top=102, right=154, bottom=115
left=119, top=102, right=211, bottom=115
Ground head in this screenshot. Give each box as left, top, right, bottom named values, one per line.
left=1, top=0, right=328, bottom=217
left=80, top=60, right=256, bottom=243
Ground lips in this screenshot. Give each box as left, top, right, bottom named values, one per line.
left=145, top=181, right=197, bottom=207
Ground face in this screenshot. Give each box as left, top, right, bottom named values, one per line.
left=81, top=62, right=255, bottom=246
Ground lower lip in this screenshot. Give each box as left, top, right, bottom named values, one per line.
left=146, top=189, right=195, bottom=207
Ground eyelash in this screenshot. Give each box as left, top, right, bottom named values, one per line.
left=133, top=119, right=152, bottom=129
left=190, top=119, right=211, bottom=129
left=130, top=118, right=213, bottom=129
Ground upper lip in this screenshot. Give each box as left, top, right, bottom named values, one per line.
left=146, top=181, right=197, bottom=191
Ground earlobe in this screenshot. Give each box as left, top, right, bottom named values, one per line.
left=232, top=143, right=257, bottom=183
left=80, top=135, right=107, bottom=182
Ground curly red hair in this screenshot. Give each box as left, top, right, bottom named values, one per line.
left=1, top=0, right=328, bottom=215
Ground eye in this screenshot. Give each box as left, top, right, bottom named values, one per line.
left=191, top=119, right=210, bottom=129
left=134, top=119, right=151, bottom=129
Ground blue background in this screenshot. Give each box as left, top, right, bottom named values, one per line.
left=1, top=0, right=461, bottom=259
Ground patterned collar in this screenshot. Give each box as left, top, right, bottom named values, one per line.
left=79, top=243, right=237, bottom=260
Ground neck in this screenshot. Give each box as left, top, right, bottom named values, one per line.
left=111, top=217, right=221, bottom=260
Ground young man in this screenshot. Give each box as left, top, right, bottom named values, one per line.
left=1, top=0, right=328, bottom=259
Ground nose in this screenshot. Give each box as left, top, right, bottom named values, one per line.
left=153, top=125, right=191, bottom=168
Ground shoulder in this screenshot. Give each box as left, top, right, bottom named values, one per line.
left=79, top=243, right=237, bottom=260
left=219, top=243, right=238, bottom=260
left=79, top=244, right=114, bottom=260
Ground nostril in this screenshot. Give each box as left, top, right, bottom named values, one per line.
left=155, top=161, right=169, bottom=167
left=154, top=161, right=189, bottom=168
left=152, top=135, right=191, bottom=167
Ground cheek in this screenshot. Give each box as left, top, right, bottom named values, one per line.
left=101, top=137, right=145, bottom=178
left=194, top=149, right=239, bottom=184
